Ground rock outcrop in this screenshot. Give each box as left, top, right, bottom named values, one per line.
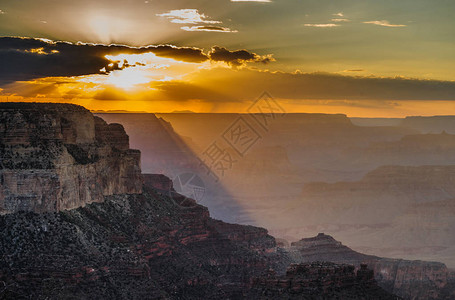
left=289, top=233, right=455, bottom=300
left=0, top=103, right=142, bottom=214
left=142, top=174, right=174, bottom=193
left=249, top=262, right=399, bottom=299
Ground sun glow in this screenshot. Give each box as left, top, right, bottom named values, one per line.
left=87, top=14, right=134, bottom=44
left=102, top=68, right=153, bottom=90
left=82, top=52, right=211, bottom=90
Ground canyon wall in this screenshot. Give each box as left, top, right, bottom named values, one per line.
left=0, top=103, right=142, bottom=214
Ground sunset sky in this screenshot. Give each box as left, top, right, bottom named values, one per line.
left=0, top=0, right=454, bottom=116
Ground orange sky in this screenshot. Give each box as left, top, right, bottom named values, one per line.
left=1, top=0, right=455, bottom=117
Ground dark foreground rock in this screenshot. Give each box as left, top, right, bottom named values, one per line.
left=248, top=262, right=400, bottom=299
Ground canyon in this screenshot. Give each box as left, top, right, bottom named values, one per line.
left=0, top=103, right=399, bottom=299
left=1, top=103, right=454, bottom=299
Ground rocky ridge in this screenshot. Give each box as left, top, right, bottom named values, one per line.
left=289, top=233, right=455, bottom=300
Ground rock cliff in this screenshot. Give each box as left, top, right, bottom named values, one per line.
left=0, top=103, right=142, bottom=214
left=289, top=233, right=455, bottom=300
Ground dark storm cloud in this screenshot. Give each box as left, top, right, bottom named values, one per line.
left=0, top=37, right=209, bottom=83
left=208, top=46, right=274, bottom=66
left=143, top=45, right=208, bottom=63
left=0, top=37, right=274, bottom=83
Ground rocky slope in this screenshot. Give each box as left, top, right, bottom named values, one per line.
left=0, top=176, right=401, bottom=299
left=0, top=103, right=142, bottom=214
left=248, top=262, right=400, bottom=299
left=289, top=233, right=455, bottom=300
left=0, top=178, right=281, bottom=299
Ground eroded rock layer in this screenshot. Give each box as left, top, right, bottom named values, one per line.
left=0, top=103, right=142, bottom=214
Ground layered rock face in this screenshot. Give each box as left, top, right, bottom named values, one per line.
left=0, top=103, right=142, bottom=214
left=289, top=233, right=455, bottom=300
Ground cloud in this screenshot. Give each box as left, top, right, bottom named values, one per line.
left=331, top=18, right=350, bottom=22
left=181, top=26, right=238, bottom=33
left=0, top=37, right=274, bottom=83
left=333, top=12, right=344, bottom=17
left=157, top=68, right=455, bottom=102
left=304, top=24, right=340, bottom=28
left=4, top=67, right=455, bottom=106
left=0, top=10, right=5, bottom=15
left=156, top=9, right=237, bottom=33
left=364, top=20, right=407, bottom=27
left=0, top=37, right=209, bottom=82
left=93, top=88, right=129, bottom=101
left=156, top=9, right=220, bottom=24
left=147, top=45, right=208, bottom=63
left=208, top=46, right=275, bottom=66
left=343, top=69, right=365, bottom=72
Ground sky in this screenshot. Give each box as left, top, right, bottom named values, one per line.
left=0, top=0, right=454, bottom=116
